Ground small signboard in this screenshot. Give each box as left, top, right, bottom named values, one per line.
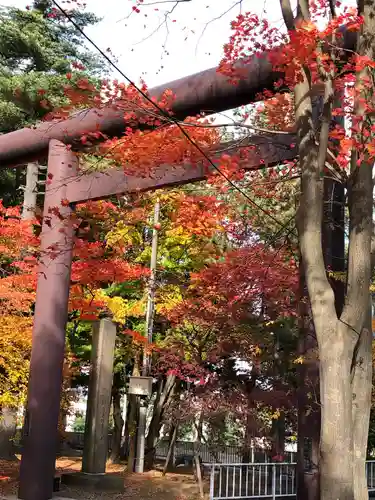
left=128, top=376, right=153, bottom=397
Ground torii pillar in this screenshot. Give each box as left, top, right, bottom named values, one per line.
left=18, top=140, right=78, bottom=500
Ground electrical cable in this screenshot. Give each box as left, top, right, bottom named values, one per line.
left=50, top=0, right=296, bottom=233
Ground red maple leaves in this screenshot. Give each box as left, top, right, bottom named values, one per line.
left=169, top=243, right=298, bottom=329
left=0, top=199, right=149, bottom=320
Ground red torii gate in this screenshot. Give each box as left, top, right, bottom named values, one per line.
left=0, top=28, right=353, bottom=500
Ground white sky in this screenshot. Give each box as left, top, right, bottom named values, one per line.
left=1, top=0, right=354, bottom=119
left=1, top=0, right=291, bottom=88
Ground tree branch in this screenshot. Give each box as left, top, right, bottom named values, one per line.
left=295, top=72, right=337, bottom=334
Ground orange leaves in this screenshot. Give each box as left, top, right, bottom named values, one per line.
left=71, top=258, right=148, bottom=286
left=168, top=193, right=229, bottom=238
left=100, top=117, right=220, bottom=178
left=0, top=199, right=149, bottom=321
left=255, top=93, right=295, bottom=132
left=220, top=13, right=286, bottom=84
left=0, top=204, right=38, bottom=314
left=0, top=201, right=38, bottom=259
left=46, top=76, right=175, bottom=136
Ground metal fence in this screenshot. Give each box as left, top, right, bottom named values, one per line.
left=209, top=461, right=375, bottom=500
left=59, top=432, right=296, bottom=464
left=367, top=460, right=375, bottom=492
left=210, top=463, right=296, bottom=500
left=155, top=441, right=296, bottom=465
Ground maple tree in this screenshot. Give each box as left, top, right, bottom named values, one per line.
left=159, top=234, right=300, bottom=448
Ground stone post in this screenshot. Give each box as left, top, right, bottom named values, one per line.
left=82, top=319, right=116, bottom=474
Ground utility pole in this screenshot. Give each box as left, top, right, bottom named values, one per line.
left=143, top=200, right=160, bottom=375
left=134, top=200, right=160, bottom=474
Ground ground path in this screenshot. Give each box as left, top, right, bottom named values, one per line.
left=0, top=457, right=206, bottom=500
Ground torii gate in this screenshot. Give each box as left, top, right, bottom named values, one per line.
left=0, top=28, right=352, bottom=500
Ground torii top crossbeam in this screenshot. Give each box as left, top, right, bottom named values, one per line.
left=0, top=27, right=354, bottom=168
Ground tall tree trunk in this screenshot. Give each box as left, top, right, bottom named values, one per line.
left=162, top=424, right=178, bottom=475
left=126, top=395, right=138, bottom=473
left=109, top=384, right=124, bottom=464
left=145, top=373, right=176, bottom=469
left=242, top=412, right=257, bottom=463
left=193, top=412, right=204, bottom=499
left=286, top=0, right=374, bottom=492
left=120, top=393, right=128, bottom=459
left=271, top=412, right=285, bottom=459
left=319, top=324, right=355, bottom=500
left=349, top=6, right=375, bottom=500
left=352, top=299, right=372, bottom=500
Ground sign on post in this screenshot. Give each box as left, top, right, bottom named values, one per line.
left=128, top=376, right=153, bottom=397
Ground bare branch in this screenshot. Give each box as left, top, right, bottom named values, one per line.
left=133, top=1, right=179, bottom=46
left=179, top=120, right=292, bottom=134
left=280, top=0, right=296, bottom=30
left=195, top=1, right=244, bottom=55
left=139, top=0, right=191, bottom=5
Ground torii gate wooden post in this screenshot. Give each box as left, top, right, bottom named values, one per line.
left=0, top=29, right=353, bottom=499
left=18, top=140, right=79, bottom=500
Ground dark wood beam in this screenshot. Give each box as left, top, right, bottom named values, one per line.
left=66, top=134, right=296, bottom=203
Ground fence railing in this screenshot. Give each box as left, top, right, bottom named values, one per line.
left=154, top=441, right=296, bottom=465
left=209, top=461, right=375, bottom=499
left=367, top=460, right=375, bottom=492
left=55, top=432, right=296, bottom=464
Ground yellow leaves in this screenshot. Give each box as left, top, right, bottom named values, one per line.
left=0, top=316, right=32, bottom=407
left=293, top=355, right=304, bottom=365
left=327, top=271, right=346, bottom=283
left=271, top=409, right=281, bottom=420
left=93, top=290, right=145, bottom=323
left=105, top=296, right=130, bottom=324
left=254, top=345, right=262, bottom=356
left=105, top=222, right=142, bottom=250
left=156, top=284, right=183, bottom=313
left=165, top=225, right=193, bottom=246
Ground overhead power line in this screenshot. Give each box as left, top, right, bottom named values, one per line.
left=50, top=0, right=295, bottom=234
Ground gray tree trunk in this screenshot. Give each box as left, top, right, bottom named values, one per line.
left=109, top=385, right=124, bottom=464
left=352, top=300, right=372, bottom=500
left=162, top=424, right=178, bottom=475
left=145, top=374, right=176, bottom=469
left=318, top=325, right=354, bottom=500
left=286, top=0, right=375, bottom=492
